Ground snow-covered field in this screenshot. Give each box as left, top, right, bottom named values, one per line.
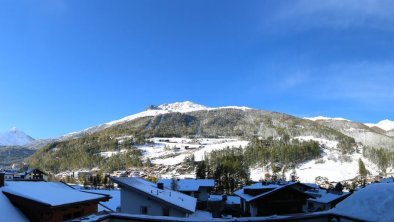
left=138, top=137, right=249, bottom=165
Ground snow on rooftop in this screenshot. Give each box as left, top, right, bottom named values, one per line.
left=2, top=181, right=109, bottom=207
left=111, top=177, right=197, bottom=213
left=157, top=179, right=214, bottom=192
left=0, top=186, right=29, bottom=222
left=304, top=116, right=349, bottom=122
left=306, top=189, right=349, bottom=204
left=380, top=177, right=394, bottom=183
left=234, top=182, right=295, bottom=202
left=331, top=183, right=394, bottom=221
left=208, top=195, right=241, bottom=205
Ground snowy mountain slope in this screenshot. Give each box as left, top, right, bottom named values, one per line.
left=250, top=136, right=388, bottom=183
left=304, top=116, right=350, bottom=122
left=365, top=119, right=394, bottom=132
left=0, top=127, right=34, bottom=146
left=306, top=118, right=394, bottom=150
left=386, top=130, right=394, bottom=138
left=61, top=101, right=251, bottom=140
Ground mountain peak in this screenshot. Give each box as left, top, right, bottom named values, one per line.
left=0, top=128, right=34, bottom=146
left=366, top=119, right=394, bottom=131
left=157, top=101, right=209, bottom=112
left=10, top=127, right=20, bottom=132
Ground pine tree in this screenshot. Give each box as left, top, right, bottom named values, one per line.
left=358, top=158, right=368, bottom=178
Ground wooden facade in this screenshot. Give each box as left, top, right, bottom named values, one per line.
left=238, top=184, right=314, bottom=217
left=3, top=191, right=109, bottom=222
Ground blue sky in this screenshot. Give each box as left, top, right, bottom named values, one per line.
left=1, top=0, right=394, bottom=138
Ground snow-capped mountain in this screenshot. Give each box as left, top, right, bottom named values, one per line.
left=63, top=101, right=251, bottom=139
left=28, top=101, right=394, bottom=183
left=365, top=119, right=394, bottom=132
left=0, top=127, right=35, bottom=146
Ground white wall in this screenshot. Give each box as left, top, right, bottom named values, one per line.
left=120, top=188, right=187, bottom=217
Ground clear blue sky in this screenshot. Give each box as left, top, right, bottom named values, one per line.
left=1, top=0, right=394, bottom=138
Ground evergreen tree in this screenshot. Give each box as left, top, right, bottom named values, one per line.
left=358, top=158, right=368, bottom=178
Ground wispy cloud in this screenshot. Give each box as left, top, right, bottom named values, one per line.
left=265, top=0, right=394, bottom=31
left=253, top=61, right=394, bottom=106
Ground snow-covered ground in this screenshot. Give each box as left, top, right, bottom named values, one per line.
left=99, top=149, right=128, bottom=158
left=304, top=116, right=349, bottom=122
left=137, top=137, right=249, bottom=165
left=249, top=136, right=392, bottom=183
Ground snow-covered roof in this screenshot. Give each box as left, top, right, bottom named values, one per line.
left=111, top=177, right=196, bottom=214
left=208, top=195, right=241, bottom=205
left=234, top=182, right=310, bottom=202
left=157, top=179, right=214, bottom=192
left=331, top=183, right=394, bottom=221
left=380, top=177, right=394, bottom=183
left=2, top=181, right=110, bottom=207
left=0, top=186, right=28, bottom=222
left=302, top=183, right=320, bottom=189
left=306, top=189, right=350, bottom=204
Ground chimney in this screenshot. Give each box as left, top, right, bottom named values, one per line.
left=157, top=182, right=164, bottom=190
left=222, top=195, right=227, bottom=202
left=0, top=172, right=4, bottom=188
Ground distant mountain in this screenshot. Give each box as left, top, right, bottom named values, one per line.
left=306, top=118, right=394, bottom=150
left=365, top=119, right=394, bottom=132
left=0, top=127, right=35, bottom=146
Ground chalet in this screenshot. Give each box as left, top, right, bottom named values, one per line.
left=305, top=188, right=351, bottom=212
left=1, top=180, right=110, bottom=222
left=208, top=195, right=241, bottom=218
left=111, top=177, right=197, bottom=217
left=234, top=182, right=314, bottom=216
left=17, top=168, right=48, bottom=181
left=157, top=178, right=215, bottom=202
left=0, top=171, right=15, bottom=180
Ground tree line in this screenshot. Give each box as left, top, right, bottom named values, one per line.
left=194, top=136, right=322, bottom=194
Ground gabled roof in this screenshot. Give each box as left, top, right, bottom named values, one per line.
left=234, top=182, right=314, bottom=202
left=111, top=177, right=196, bottom=214
left=2, top=181, right=110, bottom=207
left=157, top=179, right=215, bottom=192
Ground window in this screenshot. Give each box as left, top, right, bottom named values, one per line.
left=162, top=207, right=170, bottom=216
left=140, top=206, right=148, bottom=214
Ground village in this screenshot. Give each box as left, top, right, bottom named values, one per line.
left=1, top=166, right=394, bottom=222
